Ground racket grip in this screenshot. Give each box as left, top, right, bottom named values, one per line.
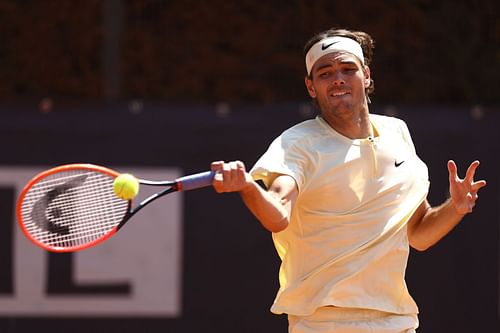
left=176, top=171, right=215, bottom=191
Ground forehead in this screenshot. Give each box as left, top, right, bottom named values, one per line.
left=312, top=52, right=363, bottom=72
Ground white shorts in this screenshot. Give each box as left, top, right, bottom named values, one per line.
left=288, top=307, right=418, bottom=333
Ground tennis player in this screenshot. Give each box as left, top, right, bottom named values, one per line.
left=211, top=28, right=487, bottom=333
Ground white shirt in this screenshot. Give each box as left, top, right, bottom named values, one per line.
left=251, top=114, right=429, bottom=316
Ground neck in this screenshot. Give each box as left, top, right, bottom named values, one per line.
left=321, top=105, right=373, bottom=140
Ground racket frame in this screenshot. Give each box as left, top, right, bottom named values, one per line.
left=17, top=163, right=213, bottom=252
left=16, top=164, right=129, bottom=252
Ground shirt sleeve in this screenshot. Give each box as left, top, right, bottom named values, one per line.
left=249, top=134, right=306, bottom=191
left=398, top=118, right=430, bottom=183
left=398, top=119, right=418, bottom=157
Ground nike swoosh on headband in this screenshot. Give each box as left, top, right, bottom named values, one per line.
left=321, top=41, right=340, bottom=50
left=306, top=37, right=365, bottom=75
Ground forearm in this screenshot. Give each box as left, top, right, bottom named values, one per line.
left=239, top=181, right=290, bottom=233
left=210, top=161, right=297, bottom=233
left=409, top=198, right=466, bottom=251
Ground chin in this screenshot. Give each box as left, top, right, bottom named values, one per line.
left=328, top=102, right=354, bottom=114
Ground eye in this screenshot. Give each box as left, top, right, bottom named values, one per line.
left=317, top=71, right=331, bottom=79
left=342, top=66, right=358, bottom=74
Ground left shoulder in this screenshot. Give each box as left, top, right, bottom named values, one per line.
left=370, top=113, right=405, bottom=125
left=370, top=113, right=410, bottom=137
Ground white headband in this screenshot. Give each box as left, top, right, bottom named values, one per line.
left=305, top=36, right=365, bottom=75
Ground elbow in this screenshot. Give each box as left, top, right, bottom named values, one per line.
left=409, top=238, right=434, bottom=252
left=408, top=224, right=434, bottom=252
left=411, top=243, right=431, bottom=252
left=269, top=226, right=286, bottom=233
left=267, top=218, right=289, bottom=233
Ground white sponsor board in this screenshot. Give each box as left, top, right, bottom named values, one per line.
left=0, top=166, right=183, bottom=317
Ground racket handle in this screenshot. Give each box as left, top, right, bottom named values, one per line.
left=176, top=171, right=215, bottom=191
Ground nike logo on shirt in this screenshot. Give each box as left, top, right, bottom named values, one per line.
left=395, top=160, right=405, bottom=167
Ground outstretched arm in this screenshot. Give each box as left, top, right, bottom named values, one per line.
left=211, top=160, right=298, bottom=233
left=407, top=160, right=487, bottom=251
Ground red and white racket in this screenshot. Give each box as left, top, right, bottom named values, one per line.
left=16, top=163, right=214, bottom=253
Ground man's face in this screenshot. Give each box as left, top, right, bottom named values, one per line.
left=305, top=52, right=370, bottom=118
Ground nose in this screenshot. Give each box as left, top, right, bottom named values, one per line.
left=332, top=72, right=346, bottom=86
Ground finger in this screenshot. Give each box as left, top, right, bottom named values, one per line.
left=211, top=161, right=225, bottom=171
left=447, top=160, right=458, bottom=181
left=235, top=161, right=248, bottom=181
left=235, top=160, right=248, bottom=176
left=222, top=162, right=232, bottom=180
left=228, top=161, right=241, bottom=170
left=468, top=204, right=474, bottom=213
left=471, top=180, right=487, bottom=192
left=233, top=161, right=248, bottom=184
left=235, top=160, right=246, bottom=171
left=464, top=160, right=480, bottom=183
left=211, top=162, right=225, bottom=186
left=213, top=171, right=224, bottom=182
left=227, top=161, right=239, bottom=180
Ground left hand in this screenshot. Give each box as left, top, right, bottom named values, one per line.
left=448, top=160, right=487, bottom=215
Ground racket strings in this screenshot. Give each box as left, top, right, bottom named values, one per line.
left=20, top=169, right=129, bottom=249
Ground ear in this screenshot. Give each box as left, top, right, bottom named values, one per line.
left=305, top=76, right=316, bottom=98
left=363, top=66, right=371, bottom=88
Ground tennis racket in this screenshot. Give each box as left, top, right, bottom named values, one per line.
left=16, top=163, right=214, bottom=253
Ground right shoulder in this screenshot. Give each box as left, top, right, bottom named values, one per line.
left=251, top=118, right=322, bottom=190
left=276, top=117, right=325, bottom=149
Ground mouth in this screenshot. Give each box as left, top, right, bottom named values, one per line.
left=330, top=91, right=350, bottom=98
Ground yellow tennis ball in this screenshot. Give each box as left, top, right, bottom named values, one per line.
left=113, top=173, right=139, bottom=200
